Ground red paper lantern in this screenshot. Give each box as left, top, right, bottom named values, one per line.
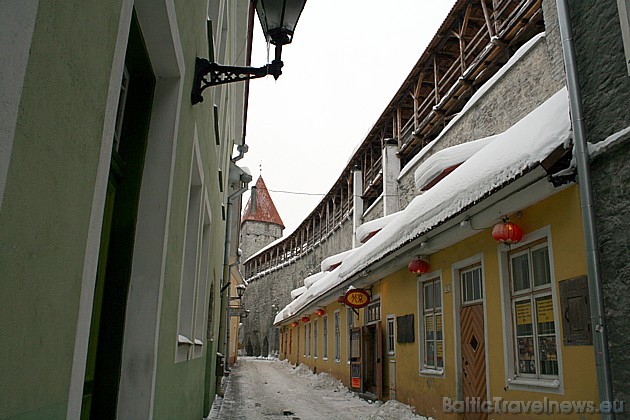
left=314, top=309, right=325, bottom=316
left=301, top=316, right=310, bottom=323
left=291, top=321, right=298, bottom=328
left=408, top=258, right=430, bottom=274
left=492, top=221, right=524, bottom=244
left=337, top=296, right=345, bottom=304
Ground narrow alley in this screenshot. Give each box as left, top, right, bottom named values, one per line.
left=210, top=357, right=427, bottom=420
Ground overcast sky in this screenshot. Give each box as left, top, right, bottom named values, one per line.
left=241, top=1, right=457, bottom=234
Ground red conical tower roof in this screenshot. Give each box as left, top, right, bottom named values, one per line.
left=241, top=176, right=285, bottom=229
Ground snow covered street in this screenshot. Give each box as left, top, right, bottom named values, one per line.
left=211, top=357, right=429, bottom=420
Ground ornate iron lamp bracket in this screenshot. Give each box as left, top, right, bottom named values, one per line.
left=191, top=57, right=283, bottom=105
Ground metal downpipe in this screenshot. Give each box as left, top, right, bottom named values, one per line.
left=556, top=0, right=614, bottom=414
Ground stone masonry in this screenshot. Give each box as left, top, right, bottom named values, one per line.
left=569, top=0, right=630, bottom=410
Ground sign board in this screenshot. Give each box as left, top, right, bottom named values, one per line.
left=351, top=362, right=361, bottom=389
left=345, top=289, right=370, bottom=309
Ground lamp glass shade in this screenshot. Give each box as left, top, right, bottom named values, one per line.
left=256, top=0, right=307, bottom=45
left=408, top=258, right=430, bottom=274
left=492, top=221, right=523, bottom=244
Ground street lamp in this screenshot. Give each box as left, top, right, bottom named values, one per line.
left=230, top=284, right=247, bottom=300
left=191, top=0, right=307, bottom=104
left=236, top=284, right=246, bottom=299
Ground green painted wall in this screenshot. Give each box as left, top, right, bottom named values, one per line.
left=0, top=2, right=123, bottom=418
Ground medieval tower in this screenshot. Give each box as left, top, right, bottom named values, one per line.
left=239, top=176, right=285, bottom=356
left=240, top=176, right=285, bottom=262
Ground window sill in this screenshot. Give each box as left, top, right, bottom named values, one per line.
left=420, top=368, right=444, bottom=377
left=178, top=334, right=193, bottom=346
left=506, top=377, right=561, bottom=393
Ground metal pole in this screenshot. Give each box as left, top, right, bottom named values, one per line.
left=556, top=1, right=614, bottom=416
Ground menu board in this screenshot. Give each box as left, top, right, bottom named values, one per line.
left=515, top=301, right=532, bottom=326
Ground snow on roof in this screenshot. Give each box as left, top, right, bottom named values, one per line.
left=588, top=125, right=630, bottom=158
left=275, top=87, right=571, bottom=325
left=290, top=286, right=307, bottom=300
left=304, top=271, right=327, bottom=289
left=242, top=176, right=285, bottom=228
left=320, top=248, right=356, bottom=272
left=355, top=211, right=401, bottom=244
left=399, top=32, right=546, bottom=180
left=414, top=135, right=498, bottom=190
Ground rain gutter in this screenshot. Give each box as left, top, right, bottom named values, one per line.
left=556, top=0, right=614, bottom=414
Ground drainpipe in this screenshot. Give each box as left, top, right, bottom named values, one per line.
left=217, top=164, right=251, bottom=395
left=556, top=0, right=614, bottom=414
left=221, top=173, right=252, bottom=372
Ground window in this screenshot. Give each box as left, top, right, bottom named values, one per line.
left=113, top=67, right=130, bottom=152
left=307, top=323, right=311, bottom=357
left=618, top=0, right=630, bottom=75
left=387, top=315, right=396, bottom=356
left=509, top=240, right=559, bottom=379
left=177, top=143, right=208, bottom=363
left=461, top=264, right=483, bottom=305
left=365, top=300, right=381, bottom=324
left=323, top=315, right=328, bottom=359
left=304, top=324, right=307, bottom=358
left=334, top=311, right=341, bottom=362
left=346, top=308, right=354, bottom=363
left=420, top=277, right=443, bottom=371
left=314, top=319, right=318, bottom=358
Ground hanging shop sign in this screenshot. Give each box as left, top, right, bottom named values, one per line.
left=344, top=289, right=371, bottom=309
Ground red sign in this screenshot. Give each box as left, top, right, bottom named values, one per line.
left=344, top=289, right=370, bottom=309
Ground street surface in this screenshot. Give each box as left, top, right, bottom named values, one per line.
left=211, top=357, right=428, bottom=420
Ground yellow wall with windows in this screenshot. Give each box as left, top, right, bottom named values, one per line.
left=279, top=186, right=598, bottom=418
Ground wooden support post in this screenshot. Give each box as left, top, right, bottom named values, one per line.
left=480, top=0, right=495, bottom=39
left=433, top=55, right=440, bottom=105
left=396, top=107, right=402, bottom=148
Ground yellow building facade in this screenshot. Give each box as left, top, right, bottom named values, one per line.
left=278, top=185, right=599, bottom=418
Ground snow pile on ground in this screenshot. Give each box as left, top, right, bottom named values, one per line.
left=367, top=400, right=430, bottom=420
left=292, top=363, right=314, bottom=376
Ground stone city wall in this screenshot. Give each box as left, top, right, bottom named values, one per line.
left=241, top=217, right=354, bottom=356
left=240, top=0, right=566, bottom=358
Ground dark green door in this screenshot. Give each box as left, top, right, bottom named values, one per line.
left=81, top=12, right=155, bottom=419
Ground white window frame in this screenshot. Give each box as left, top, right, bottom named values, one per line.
left=618, top=0, right=630, bottom=75
left=176, top=140, right=207, bottom=363
left=303, top=323, right=307, bottom=358
left=417, top=270, right=444, bottom=376
left=313, top=319, right=318, bottom=359
left=498, top=226, right=563, bottom=393
left=322, top=314, right=328, bottom=360
left=365, top=299, right=381, bottom=325
left=334, top=310, right=341, bottom=363
left=307, top=322, right=311, bottom=358
left=386, top=315, right=396, bottom=356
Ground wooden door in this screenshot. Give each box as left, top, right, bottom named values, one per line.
left=375, top=322, right=383, bottom=399
left=461, top=304, right=487, bottom=419
left=349, top=327, right=362, bottom=392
